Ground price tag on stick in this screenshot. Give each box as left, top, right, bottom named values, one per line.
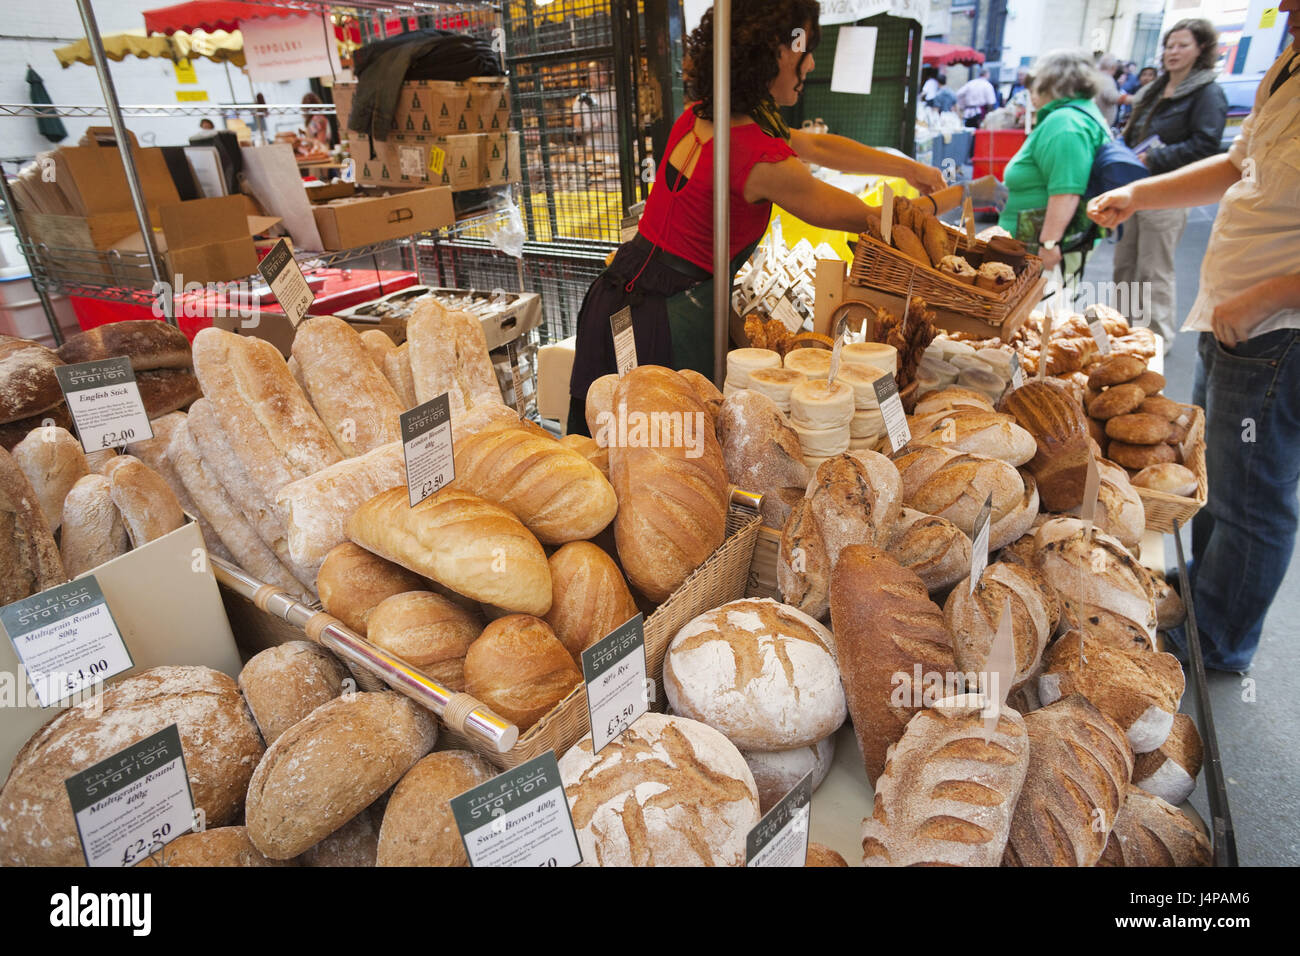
left=581, top=614, right=648, bottom=754
left=881, top=183, right=894, bottom=246
left=55, top=357, right=153, bottom=453
left=746, top=770, right=813, bottom=867
left=1086, top=306, right=1113, bottom=356
left=65, top=724, right=196, bottom=868
left=962, top=193, right=976, bottom=242
left=610, top=306, right=637, bottom=376
left=873, top=373, right=911, bottom=453
left=1009, top=352, right=1025, bottom=390
left=969, top=492, right=993, bottom=594
left=1080, top=454, right=1101, bottom=541
left=1037, top=312, right=1055, bottom=382
left=981, top=598, right=1016, bottom=739
left=450, top=751, right=582, bottom=867
left=257, top=237, right=314, bottom=328
left=400, top=393, right=455, bottom=508
left=2, top=576, right=134, bottom=709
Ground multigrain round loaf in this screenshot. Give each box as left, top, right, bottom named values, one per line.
left=296, top=805, right=382, bottom=866
left=463, top=615, right=583, bottom=730
left=135, top=826, right=294, bottom=867
left=237, top=641, right=349, bottom=745
left=560, top=712, right=760, bottom=867
left=244, top=692, right=438, bottom=859
left=0, top=666, right=264, bottom=867
left=366, top=591, right=482, bottom=691
left=316, top=541, right=427, bottom=635
left=663, top=598, right=846, bottom=751
left=376, top=750, right=497, bottom=867
left=741, top=734, right=835, bottom=814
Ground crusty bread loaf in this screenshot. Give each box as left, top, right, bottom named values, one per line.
left=909, top=410, right=1037, bottom=466
left=136, top=368, right=202, bottom=418
left=999, top=379, right=1091, bottom=511
left=810, top=452, right=902, bottom=558
left=945, top=561, right=1052, bottom=691
left=897, top=447, right=1026, bottom=535
left=125, top=412, right=228, bottom=560
left=1106, top=412, right=1172, bottom=446
left=1107, top=438, right=1177, bottom=469
left=291, top=316, right=404, bottom=456
left=664, top=598, right=845, bottom=750
left=0, top=335, right=65, bottom=425
left=59, top=473, right=130, bottom=576
left=886, top=507, right=972, bottom=593
left=1087, top=458, right=1145, bottom=550
left=913, top=386, right=995, bottom=417
left=0, top=666, right=264, bottom=866
left=244, top=692, right=438, bottom=859
left=316, top=542, right=426, bottom=635
left=1132, top=462, right=1198, bottom=498
left=741, top=735, right=835, bottom=815
left=57, top=320, right=191, bottom=371
left=989, top=471, right=1041, bottom=551
left=12, top=425, right=88, bottom=530
left=463, top=615, right=582, bottom=729
left=559, top=712, right=760, bottom=867
left=609, top=367, right=729, bottom=603
left=559, top=433, right=609, bottom=478
left=108, top=458, right=186, bottom=546
left=828, top=545, right=957, bottom=784
left=383, top=342, right=418, bottom=410
left=584, top=373, right=620, bottom=443
left=776, top=497, right=831, bottom=618
left=806, top=843, right=849, bottom=867
left=677, top=367, right=724, bottom=424
left=544, top=541, right=639, bottom=667
left=1098, top=786, right=1212, bottom=867
left=296, top=806, right=381, bottom=867
left=359, top=328, right=397, bottom=369
left=1133, top=713, right=1203, bottom=805
left=136, top=826, right=294, bottom=867
left=0, top=404, right=73, bottom=453
left=1086, top=353, right=1146, bottom=389
left=376, top=751, right=497, bottom=866
left=347, top=486, right=552, bottom=616
left=716, top=389, right=809, bottom=527
left=862, top=695, right=1029, bottom=866
left=238, top=641, right=349, bottom=744
left=407, top=298, right=501, bottom=413
left=1003, top=695, right=1133, bottom=866
left=367, top=591, right=482, bottom=691
left=0, top=444, right=67, bottom=603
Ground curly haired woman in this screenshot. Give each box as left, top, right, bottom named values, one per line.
left=566, top=0, right=942, bottom=434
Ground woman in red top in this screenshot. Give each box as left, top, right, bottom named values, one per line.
left=567, top=0, right=942, bottom=433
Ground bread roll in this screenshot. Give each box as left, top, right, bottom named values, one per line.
left=124, top=412, right=228, bottom=559
left=238, top=641, right=349, bottom=745
left=11, top=425, right=88, bottom=531
left=945, top=562, right=1052, bottom=691
left=1098, top=787, right=1212, bottom=867
left=376, top=750, right=498, bottom=866
left=544, top=541, right=639, bottom=666
left=367, top=591, right=482, bottom=690
left=886, top=507, right=972, bottom=593
left=716, top=389, right=810, bottom=527
left=0, top=444, right=66, bottom=603
left=244, top=692, right=438, bottom=859
left=1132, top=462, right=1198, bottom=498
left=0, top=666, right=264, bottom=866
left=108, top=458, right=186, bottom=546
left=1139, top=394, right=1187, bottom=422
left=999, top=379, right=1091, bottom=511
left=464, top=614, right=582, bottom=729
left=1086, top=382, right=1147, bottom=420
left=136, top=827, right=294, bottom=867
left=1086, top=353, right=1146, bottom=389
left=383, top=342, right=418, bottom=409
left=1003, top=695, right=1133, bottom=866
left=1106, top=412, right=1172, bottom=445
left=559, top=712, right=760, bottom=866
left=741, top=735, right=835, bottom=815
left=609, top=367, right=729, bottom=603
left=776, top=497, right=832, bottom=618
left=584, top=373, right=620, bottom=443
left=0, top=335, right=65, bottom=425
left=347, top=486, right=552, bottom=616
left=59, top=474, right=130, bottom=576
left=863, top=695, right=1029, bottom=866
left=829, top=546, right=957, bottom=783
left=316, top=542, right=426, bottom=635
left=1108, top=439, right=1178, bottom=470
left=57, top=320, right=191, bottom=371
left=1133, top=713, right=1203, bottom=805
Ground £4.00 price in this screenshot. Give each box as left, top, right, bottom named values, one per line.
left=65, top=659, right=109, bottom=692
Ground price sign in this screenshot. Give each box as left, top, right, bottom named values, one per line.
left=1, top=577, right=134, bottom=709
left=400, top=393, right=454, bottom=508
left=1088, top=317, right=1112, bottom=356
left=746, top=771, right=812, bottom=867
left=1009, top=352, right=1025, bottom=390
left=450, top=752, right=582, bottom=868
left=611, top=306, right=637, bottom=376
left=581, top=614, right=647, bottom=755
left=257, top=237, right=314, bottom=328
left=873, top=374, right=911, bottom=453
left=969, top=492, right=993, bottom=595
left=65, top=724, right=195, bottom=868
left=55, top=357, right=153, bottom=454
left=506, top=340, right=526, bottom=415
left=962, top=193, right=976, bottom=241
left=981, top=598, right=1016, bottom=739
left=881, top=183, right=894, bottom=246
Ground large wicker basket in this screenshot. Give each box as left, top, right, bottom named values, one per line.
left=1136, top=405, right=1208, bottom=532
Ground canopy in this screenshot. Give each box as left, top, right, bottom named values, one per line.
left=55, top=28, right=245, bottom=68
left=922, top=42, right=985, bottom=68
left=143, top=2, right=292, bottom=35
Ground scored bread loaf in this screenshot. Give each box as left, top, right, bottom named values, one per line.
left=886, top=507, right=972, bottom=593
left=11, top=425, right=88, bottom=531
left=544, top=541, right=640, bottom=667
left=347, top=486, right=552, bottom=616
left=125, top=412, right=229, bottom=561
left=815, top=451, right=903, bottom=554
left=108, top=458, right=186, bottom=546
left=376, top=751, right=498, bottom=866
left=0, top=444, right=66, bottom=603
left=136, top=826, right=294, bottom=867
left=244, top=692, right=438, bottom=859
left=383, top=342, right=418, bottom=410
left=895, top=445, right=1026, bottom=534
left=999, top=379, right=1091, bottom=511
left=59, top=474, right=130, bottom=577
left=407, top=298, right=501, bottom=413
left=909, top=411, right=1037, bottom=466
left=1003, top=694, right=1133, bottom=866
left=0, top=405, right=74, bottom=453
left=1133, top=713, right=1203, bottom=805
left=559, top=433, right=609, bottom=478
left=237, top=641, right=349, bottom=745
left=1098, top=786, right=1212, bottom=867
left=463, top=614, right=582, bottom=729
left=716, top=389, right=810, bottom=528
left=945, top=561, right=1052, bottom=691
left=366, top=591, right=483, bottom=691
left=741, top=735, right=835, bottom=815
left=57, top=320, right=191, bottom=371
left=1084, top=458, right=1146, bottom=550
left=776, top=497, right=832, bottom=618
left=677, top=367, right=724, bottom=425
left=315, top=542, right=426, bottom=635
left=862, top=695, right=1030, bottom=866
left=0, top=335, right=65, bottom=425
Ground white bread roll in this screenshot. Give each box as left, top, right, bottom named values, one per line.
left=108, top=458, right=186, bottom=546
left=367, top=590, right=482, bottom=691
left=783, top=347, right=832, bottom=380
left=741, top=735, right=835, bottom=815
left=463, top=614, right=581, bottom=730
left=725, top=347, right=781, bottom=390
left=12, top=425, right=88, bottom=530
left=790, top=379, right=854, bottom=429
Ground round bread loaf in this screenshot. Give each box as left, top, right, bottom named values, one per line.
left=0, top=335, right=65, bottom=425
left=0, top=666, right=264, bottom=867
left=1086, top=353, right=1147, bottom=389
left=544, top=541, right=640, bottom=667
left=560, top=712, right=760, bottom=866
left=463, top=615, right=583, bottom=729
left=1091, top=458, right=1146, bottom=550
left=296, top=806, right=381, bottom=866
left=1139, top=394, right=1187, bottom=422
left=790, top=379, right=855, bottom=429
left=316, top=541, right=427, bottom=635
left=990, top=471, right=1041, bottom=551
left=1132, top=370, right=1166, bottom=395
left=367, top=591, right=482, bottom=691
left=726, top=348, right=782, bottom=390
left=1107, top=439, right=1178, bottom=470
left=741, top=734, right=835, bottom=814
left=783, top=347, right=832, bottom=380
left=842, top=341, right=897, bottom=375
left=886, top=507, right=972, bottom=592
left=376, top=750, right=497, bottom=866
left=913, top=386, right=994, bottom=417
left=1133, top=713, right=1203, bottom=805
left=806, top=842, right=849, bottom=867
left=911, top=411, right=1037, bottom=466
left=946, top=562, right=1051, bottom=690
left=238, top=641, right=349, bottom=744
left=1087, top=382, right=1147, bottom=419
left=244, top=692, right=437, bottom=859
left=136, top=826, right=294, bottom=867
left=1106, top=412, right=1172, bottom=445
left=663, top=598, right=845, bottom=750
left=1132, top=462, right=1198, bottom=498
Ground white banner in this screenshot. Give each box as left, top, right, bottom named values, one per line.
left=240, top=14, right=342, bottom=82
left=685, top=0, right=927, bottom=34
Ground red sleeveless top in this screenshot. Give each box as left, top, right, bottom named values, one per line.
left=636, top=106, right=797, bottom=272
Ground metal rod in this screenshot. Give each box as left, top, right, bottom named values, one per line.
left=712, top=0, right=731, bottom=387
left=0, top=167, right=64, bottom=345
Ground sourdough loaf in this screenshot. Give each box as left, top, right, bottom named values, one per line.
left=999, top=379, right=1091, bottom=511
left=945, top=561, right=1052, bottom=690
left=716, top=389, right=809, bottom=528
left=544, top=541, right=640, bottom=666
left=741, top=735, right=835, bottom=815
left=0, top=335, right=64, bottom=425
left=376, top=751, right=497, bottom=867
left=237, top=641, right=349, bottom=745
left=1098, top=787, right=1212, bottom=867
left=12, top=425, right=88, bottom=531
left=886, top=507, right=972, bottom=593
left=1133, top=713, right=1203, bottom=805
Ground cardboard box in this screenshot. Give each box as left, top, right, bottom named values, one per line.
left=311, top=186, right=454, bottom=250
left=158, top=196, right=261, bottom=284
left=483, top=132, right=522, bottom=186
left=335, top=78, right=508, bottom=140
left=351, top=133, right=519, bottom=191
left=52, top=144, right=179, bottom=219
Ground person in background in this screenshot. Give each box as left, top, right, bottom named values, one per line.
left=1008, top=67, right=1030, bottom=100
left=572, top=60, right=618, bottom=155
left=1087, top=1, right=1300, bottom=673
left=931, top=74, right=957, bottom=112
left=956, top=67, right=998, bottom=128
left=302, top=92, right=332, bottom=146
left=1137, top=65, right=1157, bottom=87
left=1114, top=18, right=1227, bottom=343
left=921, top=65, right=940, bottom=105
left=198, top=118, right=215, bottom=131
left=1095, top=53, right=1122, bottom=126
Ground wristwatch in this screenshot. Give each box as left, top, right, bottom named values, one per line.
left=1039, top=238, right=1059, bottom=252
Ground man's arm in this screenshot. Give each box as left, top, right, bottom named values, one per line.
left=788, top=130, right=944, bottom=194
left=1087, top=152, right=1242, bottom=228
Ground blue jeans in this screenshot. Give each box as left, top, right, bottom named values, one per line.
left=1176, top=330, right=1300, bottom=670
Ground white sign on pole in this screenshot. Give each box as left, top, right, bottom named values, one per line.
left=831, top=27, right=878, bottom=95
left=240, top=14, right=343, bottom=83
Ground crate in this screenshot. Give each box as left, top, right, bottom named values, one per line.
left=1136, top=406, right=1208, bottom=533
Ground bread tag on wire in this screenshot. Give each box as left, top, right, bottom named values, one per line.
left=1080, top=454, right=1101, bottom=542
left=982, top=598, right=1016, bottom=737
left=881, top=183, right=894, bottom=247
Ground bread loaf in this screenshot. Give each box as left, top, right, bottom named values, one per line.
left=407, top=299, right=501, bottom=412
left=136, top=368, right=201, bottom=418
left=886, top=508, right=972, bottom=593
left=360, top=328, right=397, bottom=368
left=0, top=404, right=73, bottom=453
left=0, top=444, right=67, bottom=604
left=244, top=692, right=438, bottom=859
left=463, top=615, right=582, bottom=729
left=897, top=447, right=1026, bottom=535
left=59, top=473, right=130, bottom=576
left=559, top=712, right=760, bottom=866
left=136, top=827, right=294, bottom=867
left=1088, top=458, right=1145, bottom=550
left=806, top=843, right=849, bottom=867
left=383, top=342, right=418, bottom=409
left=999, top=379, right=1091, bottom=511
left=776, top=497, right=831, bottom=618
left=913, top=386, right=994, bottom=417
left=677, top=367, right=724, bottom=424
left=1106, top=412, right=1172, bottom=445
left=741, top=735, right=835, bottom=814
left=1098, top=787, right=1212, bottom=867
left=376, top=751, right=498, bottom=866
left=57, top=320, right=190, bottom=371
left=316, top=542, right=426, bottom=635
left=1133, top=713, right=1203, bottom=805
left=716, top=389, right=809, bottom=527
left=544, top=541, right=639, bottom=666
left=296, top=806, right=381, bottom=867
left=808, top=453, right=900, bottom=561
left=989, top=471, right=1041, bottom=551
left=584, top=373, right=620, bottom=442
left=348, top=486, right=551, bottom=614
left=910, top=411, right=1036, bottom=466
left=125, top=412, right=228, bottom=560
left=1132, top=462, right=1198, bottom=498
left=108, top=458, right=186, bottom=546
left=862, top=695, right=1029, bottom=866
left=945, top=562, right=1052, bottom=690
left=829, top=545, right=957, bottom=783
left=0, top=666, right=264, bottom=866
left=12, top=425, right=88, bottom=530
left=238, top=641, right=349, bottom=744
left=367, top=591, right=482, bottom=690
left=1003, top=695, right=1133, bottom=866
left=559, top=433, right=609, bottom=478
left=0, top=335, right=65, bottom=425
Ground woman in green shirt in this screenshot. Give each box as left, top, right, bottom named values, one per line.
left=999, top=50, right=1110, bottom=279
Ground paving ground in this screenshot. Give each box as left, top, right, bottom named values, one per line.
left=1083, top=207, right=1300, bottom=867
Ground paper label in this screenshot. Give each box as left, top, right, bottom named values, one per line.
left=969, top=492, right=993, bottom=594
left=65, top=724, right=196, bottom=868
left=1010, top=352, right=1025, bottom=389
left=828, top=333, right=845, bottom=385
left=771, top=292, right=804, bottom=333
left=1037, top=312, right=1055, bottom=382
left=873, top=374, right=911, bottom=453
left=962, top=194, right=976, bottom=241
left=506, top=340, right=526, bottom=415
left=746, top=771, right=812, bottom=867
left=1, top=576, right=134, bottom=709
left=581, top=614, right=648, bottom=755
left=611, top=307, right=637, bottom=376
left=341, top=158, right=356, bottom=183
left=881, top=184, right=894, bottom=246
left=427, top=145, right=447, bottom=176
left=982, top=598, right=1016, bottom=738
left=173, top=59, right=197, bottom=84
left=1089, top=318, right=1112, bottom=355
left=257, top=238, right=314, bottom=328
left=450, top=752, right=582, bottom=867
left=1080, top=454, right=1101, bottom=540
left=400, top=393, right=455, bottom=508
left=55, top=357, right=153, bottom=453
left=175, top=90, right=208, bottom=102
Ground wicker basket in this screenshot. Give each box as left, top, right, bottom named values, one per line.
left=746, top=526, right=781, bottom=601
left=1136, top=406, right=1208, bottom=533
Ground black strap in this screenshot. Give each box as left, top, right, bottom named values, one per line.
left=1270, top=51, right=1300, bottom=98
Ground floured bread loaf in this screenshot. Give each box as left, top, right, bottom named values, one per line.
left=776, top=497, right=831, bottom=618
left=897, top=447, right=1026, bottom=535
left=296, top=806, right=381, bottom=867
left=407, top=298, right=502, bottom=413
left=60, top=473, right=130, bottom=576
left=238, top=641, right=349, bottom=745
left=377, top=751, right=497, bottom=867
left=716, top=389, right=809, bottom=528
left=913, top=386, right=994, bottom=417
left=909, top=411, right=1036, bottom=466
left=741, top=735, right=835, bottom=814
left=945, top=561, right=1052, bottom=690
left=1098, top=787, right=1212, bottom=867
left=886, top=507, right=972, bottom=593
left=1, top=444, right=66, bottom=603
left=11, top=425, right=88, bottom=531
left=1133, top=713, right=1203, bottom=805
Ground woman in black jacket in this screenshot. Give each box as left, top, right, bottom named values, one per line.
left=1114, top=18, right=1227, bottom=343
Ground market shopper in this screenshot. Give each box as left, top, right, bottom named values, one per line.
left=566, top=0, right=942, bottom=434
left=1114, top=19, right=1227, bottom=343
left=1088, top=10, right=1300, bottom=673
left=956, top=67, right=998, bottom=128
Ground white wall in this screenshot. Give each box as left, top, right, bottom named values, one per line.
left=2, top=0, right=314, bottom=163
left=1000, top=0, right=1163, bottom=72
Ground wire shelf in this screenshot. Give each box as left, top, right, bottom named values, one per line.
left=0, top=103, right=338, bottom=119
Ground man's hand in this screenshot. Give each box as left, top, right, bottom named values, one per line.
left=1212, top=279, right=1287, bottom=348
left=1039, top=245, right=1063, bottom=272
left=1087, top=186, right=1139, bottom=229
left=908, top=163, right=945, bottom=196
